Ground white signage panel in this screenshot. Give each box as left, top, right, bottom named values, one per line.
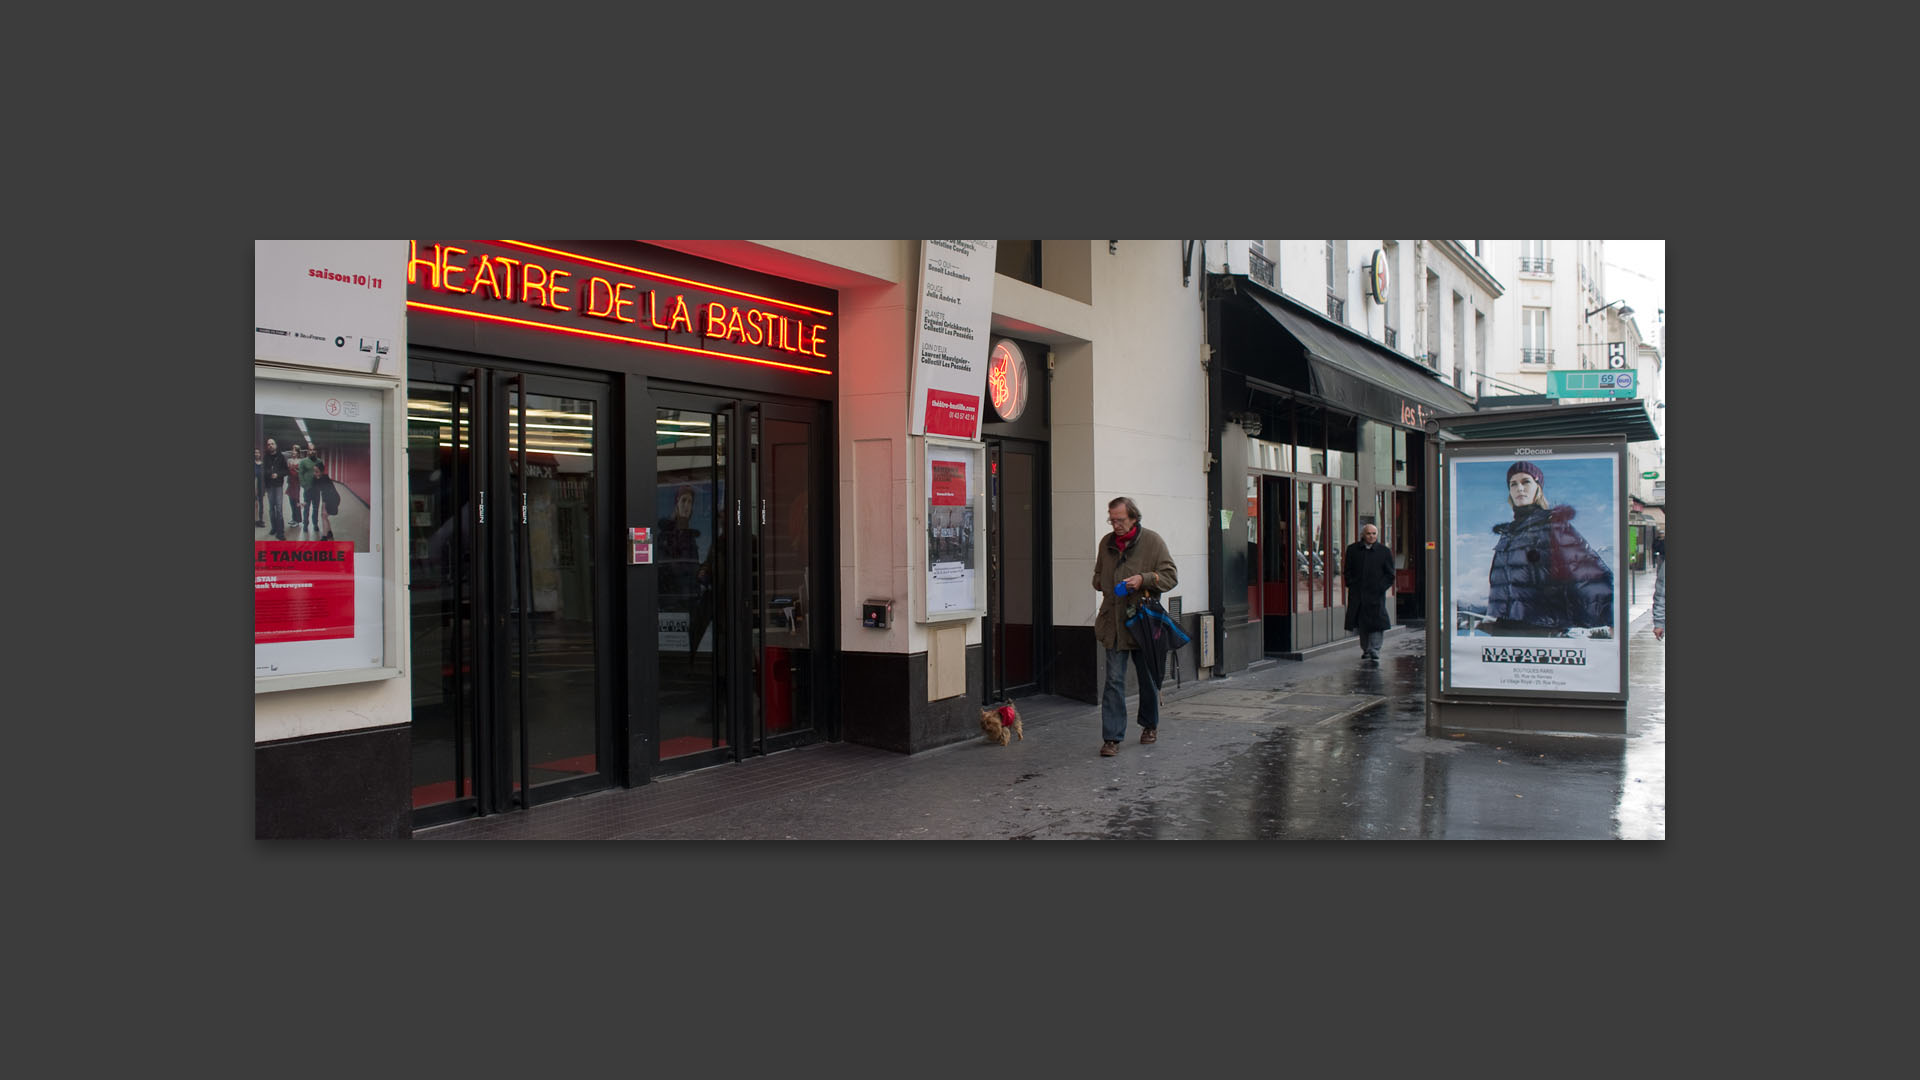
left=255, top=240, right=407, bottom=375
left=907, top=240, right=998, bottom=440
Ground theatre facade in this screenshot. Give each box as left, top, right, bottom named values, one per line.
left=254, top=240, right=1483, bottom=838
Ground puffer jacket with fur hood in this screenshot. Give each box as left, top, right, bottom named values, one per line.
left=1487, top=504, right=1613, bottom=630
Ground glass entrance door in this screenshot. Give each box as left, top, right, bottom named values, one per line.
left=984, top=438, right=1045, bottom=700
left=651, top=393, right=824, bottom=773
left=408, top=361, right=612, bottom=826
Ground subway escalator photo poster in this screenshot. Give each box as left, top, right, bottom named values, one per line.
left=255, top=378, right=385, bottom=678
left=1447, top=442, right=1621, bottom=696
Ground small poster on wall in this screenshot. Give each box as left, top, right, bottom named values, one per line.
left=919, top=436, right=985, bottom=621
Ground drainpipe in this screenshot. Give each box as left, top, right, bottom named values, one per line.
left=1201, top=243, right=1225, bottom=673
left=1413, top=240, right=1428, bottom=362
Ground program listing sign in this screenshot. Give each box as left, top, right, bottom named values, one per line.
left=908, top=240, right=997, bottom=439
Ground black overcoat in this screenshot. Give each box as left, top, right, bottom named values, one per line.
left=1342, top=540, right=1396, bottom=633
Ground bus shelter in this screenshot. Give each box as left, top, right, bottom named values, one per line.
left=1422, top=400, right=1659, bottom=736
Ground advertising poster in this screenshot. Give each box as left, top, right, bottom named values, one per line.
left=254, top=379, right=385, bottom=677
left=254, top=240, right=406, bottom=375
left=655, top=476, right=717, bottom=654
left=1447, top=443, right=1622, bottom=695
left=924, top=445, right=980, bottom=617
left=908, top=240, right=998, bottom=439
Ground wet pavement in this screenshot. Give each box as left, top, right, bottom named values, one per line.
left=420, top=568, right=1665, bottom=841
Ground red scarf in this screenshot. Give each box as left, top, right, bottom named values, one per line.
left=1111, top=523, right=1140, bottom=556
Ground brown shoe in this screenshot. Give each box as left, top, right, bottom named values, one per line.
left=1100, top=741, right=1119, bottom=757
left=1140, top=727, right=1158, bottom=744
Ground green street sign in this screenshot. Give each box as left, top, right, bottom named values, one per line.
left=1641, top=471, right=1659, bottom=479
left=1548, top=370, right=1639, bottom=398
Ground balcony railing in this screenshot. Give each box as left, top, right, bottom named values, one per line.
left=1249, top=250, right=1275, bottom=287
left=1522, top=348, right=1553, bottom=365
left=1519, top=256, right=1553, bottom=275
left=1327, top=293, right=1345, bottom=323
left=1384, top=326, right=1397, bottom=349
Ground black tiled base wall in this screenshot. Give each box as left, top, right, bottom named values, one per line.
left=256, top=726, right=412, bottom=839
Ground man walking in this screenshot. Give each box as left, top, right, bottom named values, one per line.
left=1091, top=496, right=1178, bottom=757
left=263, top=437, right=290, bottom=540
left=296, top=444, right=321, bottom=532
left=1343, top=523, right=1396, bottom=660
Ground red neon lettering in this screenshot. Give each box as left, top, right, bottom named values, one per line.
left=809, top=322, right=827, bottom=358
left=586, top=276, right=617, bottom=318
left=667, top=295, right=694, bottom=334
left=611, top=282, right=634, bottom=323
left=545, top=268, right=572, bottom=312
left=439, top=245, right=469, bottom=293
left=469, top=255, right=503, bottom=300
left=704, top=301, right=728, bottom=338
left=492, top=257, right=520, bottom=300
left=744, top=309, right=765, bottom=345
left=407, top=241, right=441, bottom=289
left=648, top=290, right=670, bottom=330
left=725, top=306, right=745, bottom=343
left=521, top=263, right=550, bottom=307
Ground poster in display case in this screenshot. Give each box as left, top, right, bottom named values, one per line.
left=916, top=436, right=986, bottom=622
left=1442, top=437, right=1627, bottom=698
left=254, top=369, right=398, bottom=688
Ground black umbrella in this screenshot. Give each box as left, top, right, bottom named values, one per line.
left=1121, top=586, right=1192, bottom=690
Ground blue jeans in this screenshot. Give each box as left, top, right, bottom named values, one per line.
left=1360, top=630, right=1383, bottom=656
left=1102, top=646, right=1159, bottom=743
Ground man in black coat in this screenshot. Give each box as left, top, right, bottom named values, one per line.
left=1343, top=523, right=1395, bottom=660
left=262, top=437, right=291, bottom=540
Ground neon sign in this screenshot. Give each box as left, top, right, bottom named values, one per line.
left=407, top=241, right=834, bottom=375
left=986, top=339, right=1028, bottom=422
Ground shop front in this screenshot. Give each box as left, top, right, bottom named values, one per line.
left=1207, top=276, right=1475, bottom=670
left=403, top=241, right=838, bottom=829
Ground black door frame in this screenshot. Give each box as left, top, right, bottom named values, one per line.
left=409, top=354, right=619, bottom=827
left=637, top=384, right=831, bottom=782
left=982, top=435, right=1051, bottom=701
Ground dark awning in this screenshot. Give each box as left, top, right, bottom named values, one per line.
left=1426, top=398, right=1661, bottom=443
left=1243, top=288, right=1476, bottom=423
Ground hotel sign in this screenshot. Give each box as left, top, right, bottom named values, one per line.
left=406, top=241, right=835, bottom=376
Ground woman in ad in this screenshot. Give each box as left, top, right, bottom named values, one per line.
left=1481, top=460, right=1613, bottom=637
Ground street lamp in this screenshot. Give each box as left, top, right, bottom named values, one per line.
left=1585, top=298, right=1632, bottom=320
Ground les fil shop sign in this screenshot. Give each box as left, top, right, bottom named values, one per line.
left=407, top=241, right=835, bottom=376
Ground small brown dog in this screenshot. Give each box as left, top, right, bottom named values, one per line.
left=980, top=702, right=1023, bottom=746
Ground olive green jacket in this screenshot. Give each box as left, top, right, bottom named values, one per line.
left=1091, top=525, right=1177, bottom=650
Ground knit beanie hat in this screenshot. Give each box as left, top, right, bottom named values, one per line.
left=1506, top=461, right=1544, bottom=484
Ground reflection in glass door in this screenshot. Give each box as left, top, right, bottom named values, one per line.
left=408, top=363, right=609, bottom=825
left=651, top=393, right=821, bottom=771
left=754, top=405, right=814, bottom=749
left=655, top=402, right=729, bottom=762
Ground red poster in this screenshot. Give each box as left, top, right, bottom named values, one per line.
left=930, top=460, right=967, bottom=505
left=255, top=541, right=356, bottom=643
left=923, top=389, right=980, bottom=438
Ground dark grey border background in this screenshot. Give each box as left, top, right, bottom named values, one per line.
left=32, top=18, right=1796, bottom=1068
